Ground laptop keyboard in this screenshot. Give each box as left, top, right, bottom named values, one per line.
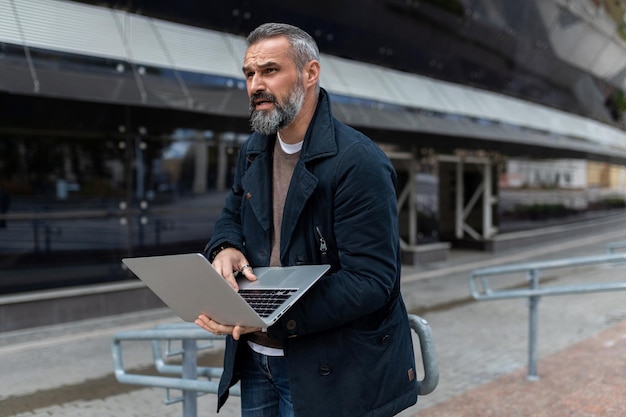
left=239, top=289, right=298, bottom=318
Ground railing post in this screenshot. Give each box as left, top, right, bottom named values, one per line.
left=527, top=268, right=540, bottom=381
left=181, top=339, right=198, bottom=417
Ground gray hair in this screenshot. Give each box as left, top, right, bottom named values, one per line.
left=247, top=23, right=320, bottom=76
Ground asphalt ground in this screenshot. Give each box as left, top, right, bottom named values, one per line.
left=1, top=212, right=626, bottom=417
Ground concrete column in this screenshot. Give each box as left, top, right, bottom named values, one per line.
left=482, top=162, right=493, bottom=238
left=455, top=159, right=464, bottom=239
left=216, top=134, right=228, bottom=192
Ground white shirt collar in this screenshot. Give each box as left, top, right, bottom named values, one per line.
left=277, top=132, right=303, bottom=154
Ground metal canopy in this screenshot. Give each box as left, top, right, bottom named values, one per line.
left=1, top=0, right=626, bottom=163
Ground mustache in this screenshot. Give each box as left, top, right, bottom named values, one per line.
left=250, top=92, right=277, bottom=107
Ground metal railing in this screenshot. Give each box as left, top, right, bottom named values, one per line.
left=409, top=314, right=439, bottom=395
left=468, top=252, right=626, bottom=380
left=0, top=206, right=213, bottom=253
left=112, top=314, right=438, bottom=417
left=607, top=240, right=626, bottom=254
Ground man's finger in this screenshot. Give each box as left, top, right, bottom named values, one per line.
left=222, top=270, right=239, bottom=291
left=232, top=325, right=262, bottom=340
left=242, top=267, right=257, bottom=281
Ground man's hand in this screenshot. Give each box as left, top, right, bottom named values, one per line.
left=194, top=314, right=261, bottom=340
left=212, top=247, right=257, bottom=291
left=196, top=247, right=261, bottom=338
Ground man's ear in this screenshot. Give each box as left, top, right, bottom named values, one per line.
left=304, top=60, right=320, bottom=88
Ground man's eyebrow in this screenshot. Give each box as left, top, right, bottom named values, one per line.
left=242, top=61, right=280, bottom=73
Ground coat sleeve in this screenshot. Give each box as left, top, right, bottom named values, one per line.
left=269, top=138, right=401, bottom=339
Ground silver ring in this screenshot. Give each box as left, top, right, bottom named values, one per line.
left=242, top=264, right=251, bottom=271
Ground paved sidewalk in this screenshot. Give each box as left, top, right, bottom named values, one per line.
left=1, top=219, right=626, bottom=417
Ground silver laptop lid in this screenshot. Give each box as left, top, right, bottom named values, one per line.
left=122, top=253, right=329, bottom=328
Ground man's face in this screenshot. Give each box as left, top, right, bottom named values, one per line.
left=243, top=37, right=306, bottom=135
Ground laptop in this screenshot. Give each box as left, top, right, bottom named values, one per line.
left=122, top=253, right=330, bottom=328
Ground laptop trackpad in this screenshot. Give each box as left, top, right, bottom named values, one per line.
left=239, top=267, right=299, bottom=289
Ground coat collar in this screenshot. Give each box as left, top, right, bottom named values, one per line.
left=245, top=88, right=338, bottom=161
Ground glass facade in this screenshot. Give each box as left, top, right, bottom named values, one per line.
left=2, top=0, right=626, bottom=293
left=0, top=113, right=245, bottom=293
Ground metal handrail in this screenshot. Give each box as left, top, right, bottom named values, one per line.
left=111, top=325, right=235, bottom=390
left=0, top=206, right=216, bottom=222
left=607, top=240, right=626, bottom=254
left=112, top=324, right=237, bottom=417
left=409, top=314, right=439, bottom=395
left=468, top=251, right=626, bottom=380
left=470, top=253, right=626, bottom=301
left=112, top=314, right=438, bottom=416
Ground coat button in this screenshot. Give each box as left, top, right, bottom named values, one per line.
left=286, top=320, right=297, bottom=331
left=381, top=334, right=391, bottom=345
left=319, top=365, right=332, bottom=376
left=245, top=192, right=252, bottom=200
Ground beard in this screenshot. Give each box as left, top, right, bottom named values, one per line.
left=249, top=81, right=305, bottom=135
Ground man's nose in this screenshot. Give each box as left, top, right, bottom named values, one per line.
left=248, top=74, right=265, bottom=93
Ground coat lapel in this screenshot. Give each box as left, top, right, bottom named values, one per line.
left=279, top=163, right=318, bottom=254
left=279, top=89, right=337, bottom=257
left=241, top=138, right=273, bottom=234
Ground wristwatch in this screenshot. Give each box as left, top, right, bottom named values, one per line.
left=206, top=242, right=237, bottom=263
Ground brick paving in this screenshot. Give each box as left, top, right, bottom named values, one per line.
left=414, top=319, right=626, bottom=417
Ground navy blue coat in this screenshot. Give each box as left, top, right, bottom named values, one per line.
left=207, top=89, right=418, bottom=417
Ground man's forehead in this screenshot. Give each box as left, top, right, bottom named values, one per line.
left=244, top=37, right=292, bottom=66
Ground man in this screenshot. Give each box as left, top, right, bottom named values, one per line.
left=196, top=23, right=418, bottom=417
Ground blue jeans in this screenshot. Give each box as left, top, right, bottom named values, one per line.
left=240, top=344, right=294, bottom=417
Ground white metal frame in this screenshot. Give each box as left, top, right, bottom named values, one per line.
left=439, top=154, right=497, bottom=241
left=388, top=151, right=419, bottom=251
